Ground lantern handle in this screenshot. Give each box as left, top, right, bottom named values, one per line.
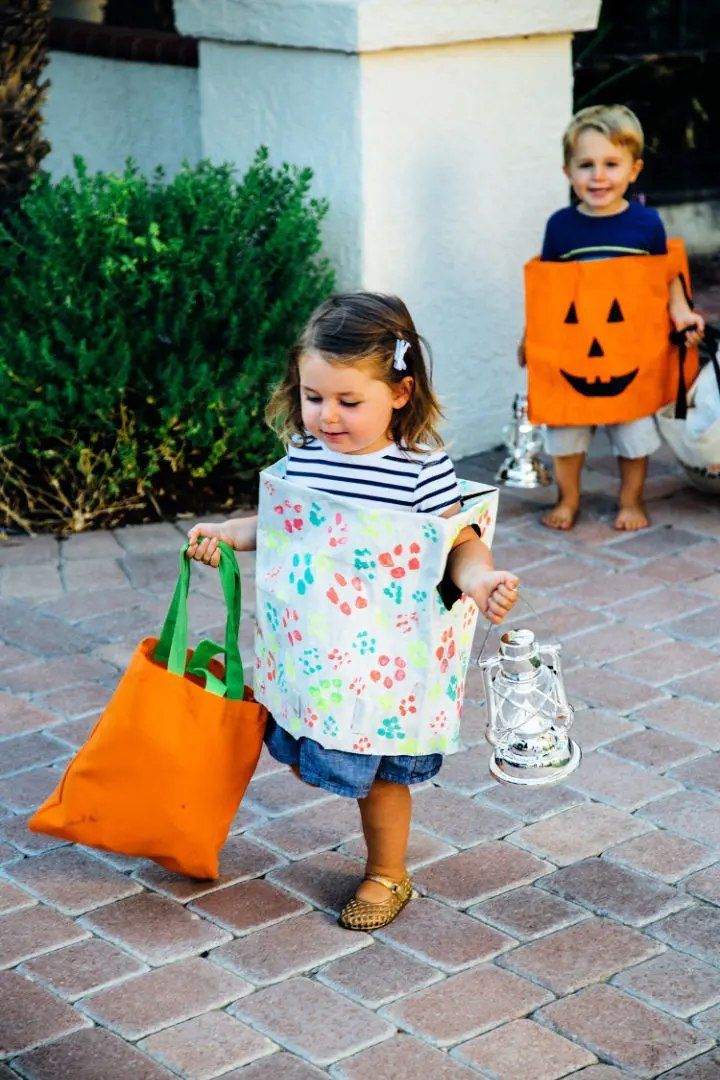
left=473, top=591, right=555, bottom=666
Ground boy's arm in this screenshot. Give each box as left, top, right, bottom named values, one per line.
left=668, top=276, right=705, bottom=347
left=518, top=329, right=527, bottom=367
left=187, top=516, right=257, bottom=566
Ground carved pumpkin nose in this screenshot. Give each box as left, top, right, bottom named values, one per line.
left=588, top=338, right=604, bottom=358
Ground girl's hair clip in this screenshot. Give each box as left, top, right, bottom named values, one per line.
left=393, top=338, right=411, bottom=371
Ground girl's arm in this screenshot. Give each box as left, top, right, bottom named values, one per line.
left=668, top=276, right=705, bottom=347
left=186, top=516, right=257, bottom=567
left=442, top=508, right=519, bottom=625
left=447, top=533, right=519, bottom=624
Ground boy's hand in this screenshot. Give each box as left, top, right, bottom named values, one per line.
left=517, top=333, right=527, bottom=368
left=670, top=308, right=705, bottom=349
left=668, top=274, right=705, bottom=348
left=465, top=569, right=520, bottom=625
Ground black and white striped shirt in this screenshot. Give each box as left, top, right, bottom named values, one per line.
left=285, top=437, right=460, bottom=514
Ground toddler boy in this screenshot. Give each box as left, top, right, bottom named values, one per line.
left=521, top=104, right=704, bottom=531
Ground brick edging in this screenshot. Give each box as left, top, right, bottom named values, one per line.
left=48, top=17, right=198, bottom=68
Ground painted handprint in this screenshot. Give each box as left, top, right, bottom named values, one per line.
left=289, top=553, right=314, bottom=595
left=273, top=498, right=305, bottom=534
left=326, top=512, right=349, bottom=548
left=300, top=646, right=322, bottom=675
left=303, top=706, right=319, bottom=730
left=322, top=716, right=339, bottom=738
left=398, top=693, right=417, bottom=718
left=431, top=709, right=449, bottom=731
left=309, top=501, right=326, bottom=527
left=377, top=716, right=406, bottom=741
left=309, top=678, right=343, bottom=712
left=326, top=572, right=368, bottom=616
left=352, top=631, right=376, bottom=656
left=435, top=627, right=456, bottom=673
left=369, top=655, right=407, bottom=689
left=378, top=542, right=421, bottom=579
left=396, top=612, right=419, bottom=635
left=281, top=607, right=302, bottom=646
left=353, top=548, right=377, bottom=579
left=327, top=647, right=352, bottom=671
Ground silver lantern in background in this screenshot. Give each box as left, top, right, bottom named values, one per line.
left=479, top=628, right=581, bottom=786
left=495, top=394, right=551, bottom=489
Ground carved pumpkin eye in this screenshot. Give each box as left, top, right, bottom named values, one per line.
left=608, top=299, right=624, bottom=323
left=564, top=302, right=578, bottom=324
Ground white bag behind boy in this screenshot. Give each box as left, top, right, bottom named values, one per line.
left=657, top=329, right=720, bottom=494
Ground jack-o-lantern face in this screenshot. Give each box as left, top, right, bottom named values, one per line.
left=559, top=297, right=639, bottom=398
left=524, top=239, right=699, bottom=426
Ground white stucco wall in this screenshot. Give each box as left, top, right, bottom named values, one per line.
left=177, top=0, right=600, bottom=52
left=359, top=35, right=572, bottom=456
left=198, top=41, right=364, bottom=288
left=43, top=52, right=201, bottom=179
left=194, top=32, right=572, bottom=455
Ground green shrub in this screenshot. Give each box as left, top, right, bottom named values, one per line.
left=0, top=151, right=335, bottom=533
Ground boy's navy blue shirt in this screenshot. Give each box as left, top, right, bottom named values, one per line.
left=541, top=201, right=667, bottom=262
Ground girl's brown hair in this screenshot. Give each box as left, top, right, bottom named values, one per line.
left=265, top=292, right=445, bottom=451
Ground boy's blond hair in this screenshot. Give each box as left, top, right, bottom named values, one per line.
left=563, top=104, right=645, bottom=164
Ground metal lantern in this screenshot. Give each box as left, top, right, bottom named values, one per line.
left=479, top=628, right=581, bottom=786
left=495, top=394, right=551, bottom=489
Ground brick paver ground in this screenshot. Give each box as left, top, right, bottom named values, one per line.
left=0, top=437, right=718, bottom=1078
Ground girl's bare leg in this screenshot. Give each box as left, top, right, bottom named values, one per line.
left=356, top=779, right=411, bottom=903
left=615, top=455, right=650, bottom=530
left=542, top=453, right=585, bottom=530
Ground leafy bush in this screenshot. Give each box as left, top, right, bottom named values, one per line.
left=0, top=150, right=334, bottom=533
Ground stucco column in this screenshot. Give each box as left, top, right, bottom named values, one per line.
left=175, top=0, right=600, bottom=454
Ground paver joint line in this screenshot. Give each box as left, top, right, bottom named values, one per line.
left=2, top=437, right=719, bottom=1075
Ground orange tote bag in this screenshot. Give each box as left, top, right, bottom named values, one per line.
left=29, top=543, right=267, bottom=879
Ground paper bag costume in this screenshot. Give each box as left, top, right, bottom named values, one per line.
left=254, top=461, right=498, bottom=756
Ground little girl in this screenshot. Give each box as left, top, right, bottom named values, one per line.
left=188, top=292, right=519, bottom=930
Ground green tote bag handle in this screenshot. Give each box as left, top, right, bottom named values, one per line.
left=153, top=541, right=246, bottom=700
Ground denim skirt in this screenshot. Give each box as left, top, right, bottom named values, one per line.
left=264, top=716, right=443, bottom=798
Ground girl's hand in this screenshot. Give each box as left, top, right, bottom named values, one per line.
left=186, top=523, right=236, bottom=568
left=466, top=570, right=520, bottom=625
left=517, top=333, right=527, bottom=368
left=670, top=307, right=705, bottom=349
left=187, top=515, right=258, bottom=566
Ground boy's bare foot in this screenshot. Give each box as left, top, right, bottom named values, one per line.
left=541, top=502, right=579, bottom=530
left=615, top=505, right=649, bottom=531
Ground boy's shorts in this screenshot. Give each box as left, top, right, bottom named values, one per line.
left=544, top=416, right=660, bottom=459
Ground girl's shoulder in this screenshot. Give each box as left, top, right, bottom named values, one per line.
left=396, top=445, right=460, bottom=515
left=394, top=443, right=454, bottom=467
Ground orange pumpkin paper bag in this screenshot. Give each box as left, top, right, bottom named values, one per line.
left=525, top=238, right=699, bottom=426
left=29, top=543, right=267, bottom=880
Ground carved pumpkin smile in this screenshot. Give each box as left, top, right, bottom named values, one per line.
left=560, top=367, right=639, bottom=397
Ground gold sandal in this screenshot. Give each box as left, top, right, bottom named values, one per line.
left=338, top=874, right=415, bottom=931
